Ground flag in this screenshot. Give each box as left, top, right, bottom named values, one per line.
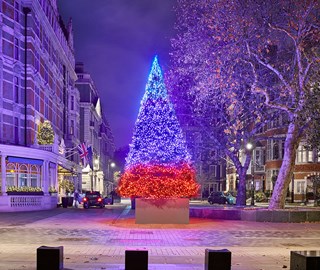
left=87, top=145, right=93, bottom=170
left=78, top=142, right=88, bottom=167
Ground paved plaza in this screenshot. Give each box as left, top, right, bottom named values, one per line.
left=0, top=202, right=319, bottom=270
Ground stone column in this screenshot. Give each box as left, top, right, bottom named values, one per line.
left=42, top=161, right=49, bottom=195
left=1, top=154, right=7, bottom=195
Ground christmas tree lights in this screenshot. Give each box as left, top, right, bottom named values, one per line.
left=118, top=56, right=199, bottom=199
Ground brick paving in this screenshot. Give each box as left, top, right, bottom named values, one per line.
left=0, top=203, right=319, bottom=270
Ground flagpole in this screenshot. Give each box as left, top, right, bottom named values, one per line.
left=91, top=169, right=93, bottom=192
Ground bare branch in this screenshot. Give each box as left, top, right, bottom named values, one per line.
left=268, top=23, right=297, bottom=45
left=252, top=50, right=294, bottom=93
left=245, top=44, right=291, bottom=114
left=302, top=62, right=312, bottom=86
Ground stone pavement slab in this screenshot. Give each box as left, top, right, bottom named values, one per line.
left=0, top=204, right=319, bottom=270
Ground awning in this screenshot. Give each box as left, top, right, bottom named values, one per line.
left=7, top=156, right=43, bottom=166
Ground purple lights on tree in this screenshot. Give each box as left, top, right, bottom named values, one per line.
left=125, top=56, right=191, bottom=169
left=117, top=56, right=199, bottom=199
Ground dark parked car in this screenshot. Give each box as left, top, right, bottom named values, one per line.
left=208, top=191, right=236, bottom=205
left=208, top=192, right=226, bottom=204
left=225, top=192, right=236, bottom=205
left=83, top=191, right=105, bottom=209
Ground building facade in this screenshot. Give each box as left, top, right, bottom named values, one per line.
left=226, top=114, right=320, bottom=203
left=0, top=0, right=82, bottom=211
left=171, top=90, right=227, bottom=198
left=75, top=62, right=115, bottom=196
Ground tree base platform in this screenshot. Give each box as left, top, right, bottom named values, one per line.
left=135, top=198, right=189, bottom=224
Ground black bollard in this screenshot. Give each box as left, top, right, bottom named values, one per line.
left=290, top=250, right=320, bottom=270
left=125, top=250, right=148, bottom=270
left=205, top=248, right=231, bottom=270
left=37, top=246, right=63, bottom=270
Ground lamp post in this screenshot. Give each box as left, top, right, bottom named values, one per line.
left=246, top=142, right=255, bottom=206
left=107, top=161, right=115, bottom=194
left=94, top=158, right=99, bottom=191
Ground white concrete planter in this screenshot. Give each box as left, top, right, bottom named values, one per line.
left=135, top=198, right=189, bottom=224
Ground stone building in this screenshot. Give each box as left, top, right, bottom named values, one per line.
left=0, top=0, right=81, bottom=211
left=171, top=88, right=226, bottom=198
left=75, top=62, right=115, bottom=195
left=226, top=114, right=320, bottom=203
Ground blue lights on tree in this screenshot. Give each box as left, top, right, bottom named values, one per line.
left=118, top=56, right=199, bottom=198
left=126, top=56, right=191, bottom=168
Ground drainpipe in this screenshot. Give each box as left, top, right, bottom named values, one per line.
left=23, top=7, right=31, bottom=146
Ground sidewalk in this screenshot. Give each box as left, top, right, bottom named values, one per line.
left=0, top=203, right=319, bottom=270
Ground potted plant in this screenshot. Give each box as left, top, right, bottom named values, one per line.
left=49, top=186, right=57, bottom=196
left=59, top=180, right=75, bottom=208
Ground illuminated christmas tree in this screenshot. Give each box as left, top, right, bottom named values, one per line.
left=118, top=56, right=199, bottom=199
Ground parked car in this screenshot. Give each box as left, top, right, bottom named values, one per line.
left=225, top=192, right=236, bottom=205
left=208, top=192, right=227, bottom=204
left=208, top=191, right=236, bottom=205
left=83, top=191, right=105, bottom=209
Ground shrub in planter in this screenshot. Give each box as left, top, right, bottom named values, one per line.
left=254, top=191, right=268, bottom=202
left=264, top=190, right=272, bottom=198
left=6, top=186, right=44, bottom=195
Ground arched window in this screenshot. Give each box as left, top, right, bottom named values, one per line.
left=18, top=164, right=28, bottom=187
left=6, top=163, right=17, bottom=187
left=30, top=165, right=40, bottom=187
left=273, top=142, right=279, bottom=160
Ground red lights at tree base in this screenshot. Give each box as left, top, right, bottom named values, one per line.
left=117, top=163, right=199, bottom=199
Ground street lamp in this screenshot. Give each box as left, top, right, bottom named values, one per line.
left=246, top=142, right=255, bottom=206
left=107, top=161, right=116, bottom=194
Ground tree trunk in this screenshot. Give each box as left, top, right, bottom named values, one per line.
left=236, top=168, right=247, bottom=206
left=269, top=123, right=301, bottom=209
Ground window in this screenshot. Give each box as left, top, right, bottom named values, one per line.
left=209, top=165, right=217, bottom=177
left=267, top=140, right=271, bottom=161
left=30, top=165, right=39, bottom=187
left=44, top=64, right=48, bottom=83
left=14, top=2, right=19, bottom=22
left=296, top=181, right=306, bottom=194
left=14, top=76, right=19, bottom=103
left=210, top=150, right=216, bottom=159
left=35, top=87, right=40, bottom=111
left=18, top=164, right=28, bottom=187
left=6, top=163, right=17, bottom=187
left=43, top=33, right=48, bottom=52
left=254, top=148, right=265, bottom=171
left=34, top=15, right=40, bottom=38
left=14, top=38, right=19, bottom=60
left=297, top=144, right=313, bottom=163
left=273, top=142, right=279, bottom=159
left=268, top=139, right=284, bottom=161
left=71, top=95, right=74, bottom=110
left=35, top=51, right=40, bottom=72
left=44, top=96, right=49, bottom=118
left=14, top=117, right=19, bottom=144
left=70, top=120, right=74, bottom=135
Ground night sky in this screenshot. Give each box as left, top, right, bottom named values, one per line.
left=57, top=0, right=177, bottom=148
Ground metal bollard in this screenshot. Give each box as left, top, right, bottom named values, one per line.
left=205, top=248, right=231, bottom=270
left=125, top=250, right=148, bottom=270
left=37, top=246, right=63, bottom=270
